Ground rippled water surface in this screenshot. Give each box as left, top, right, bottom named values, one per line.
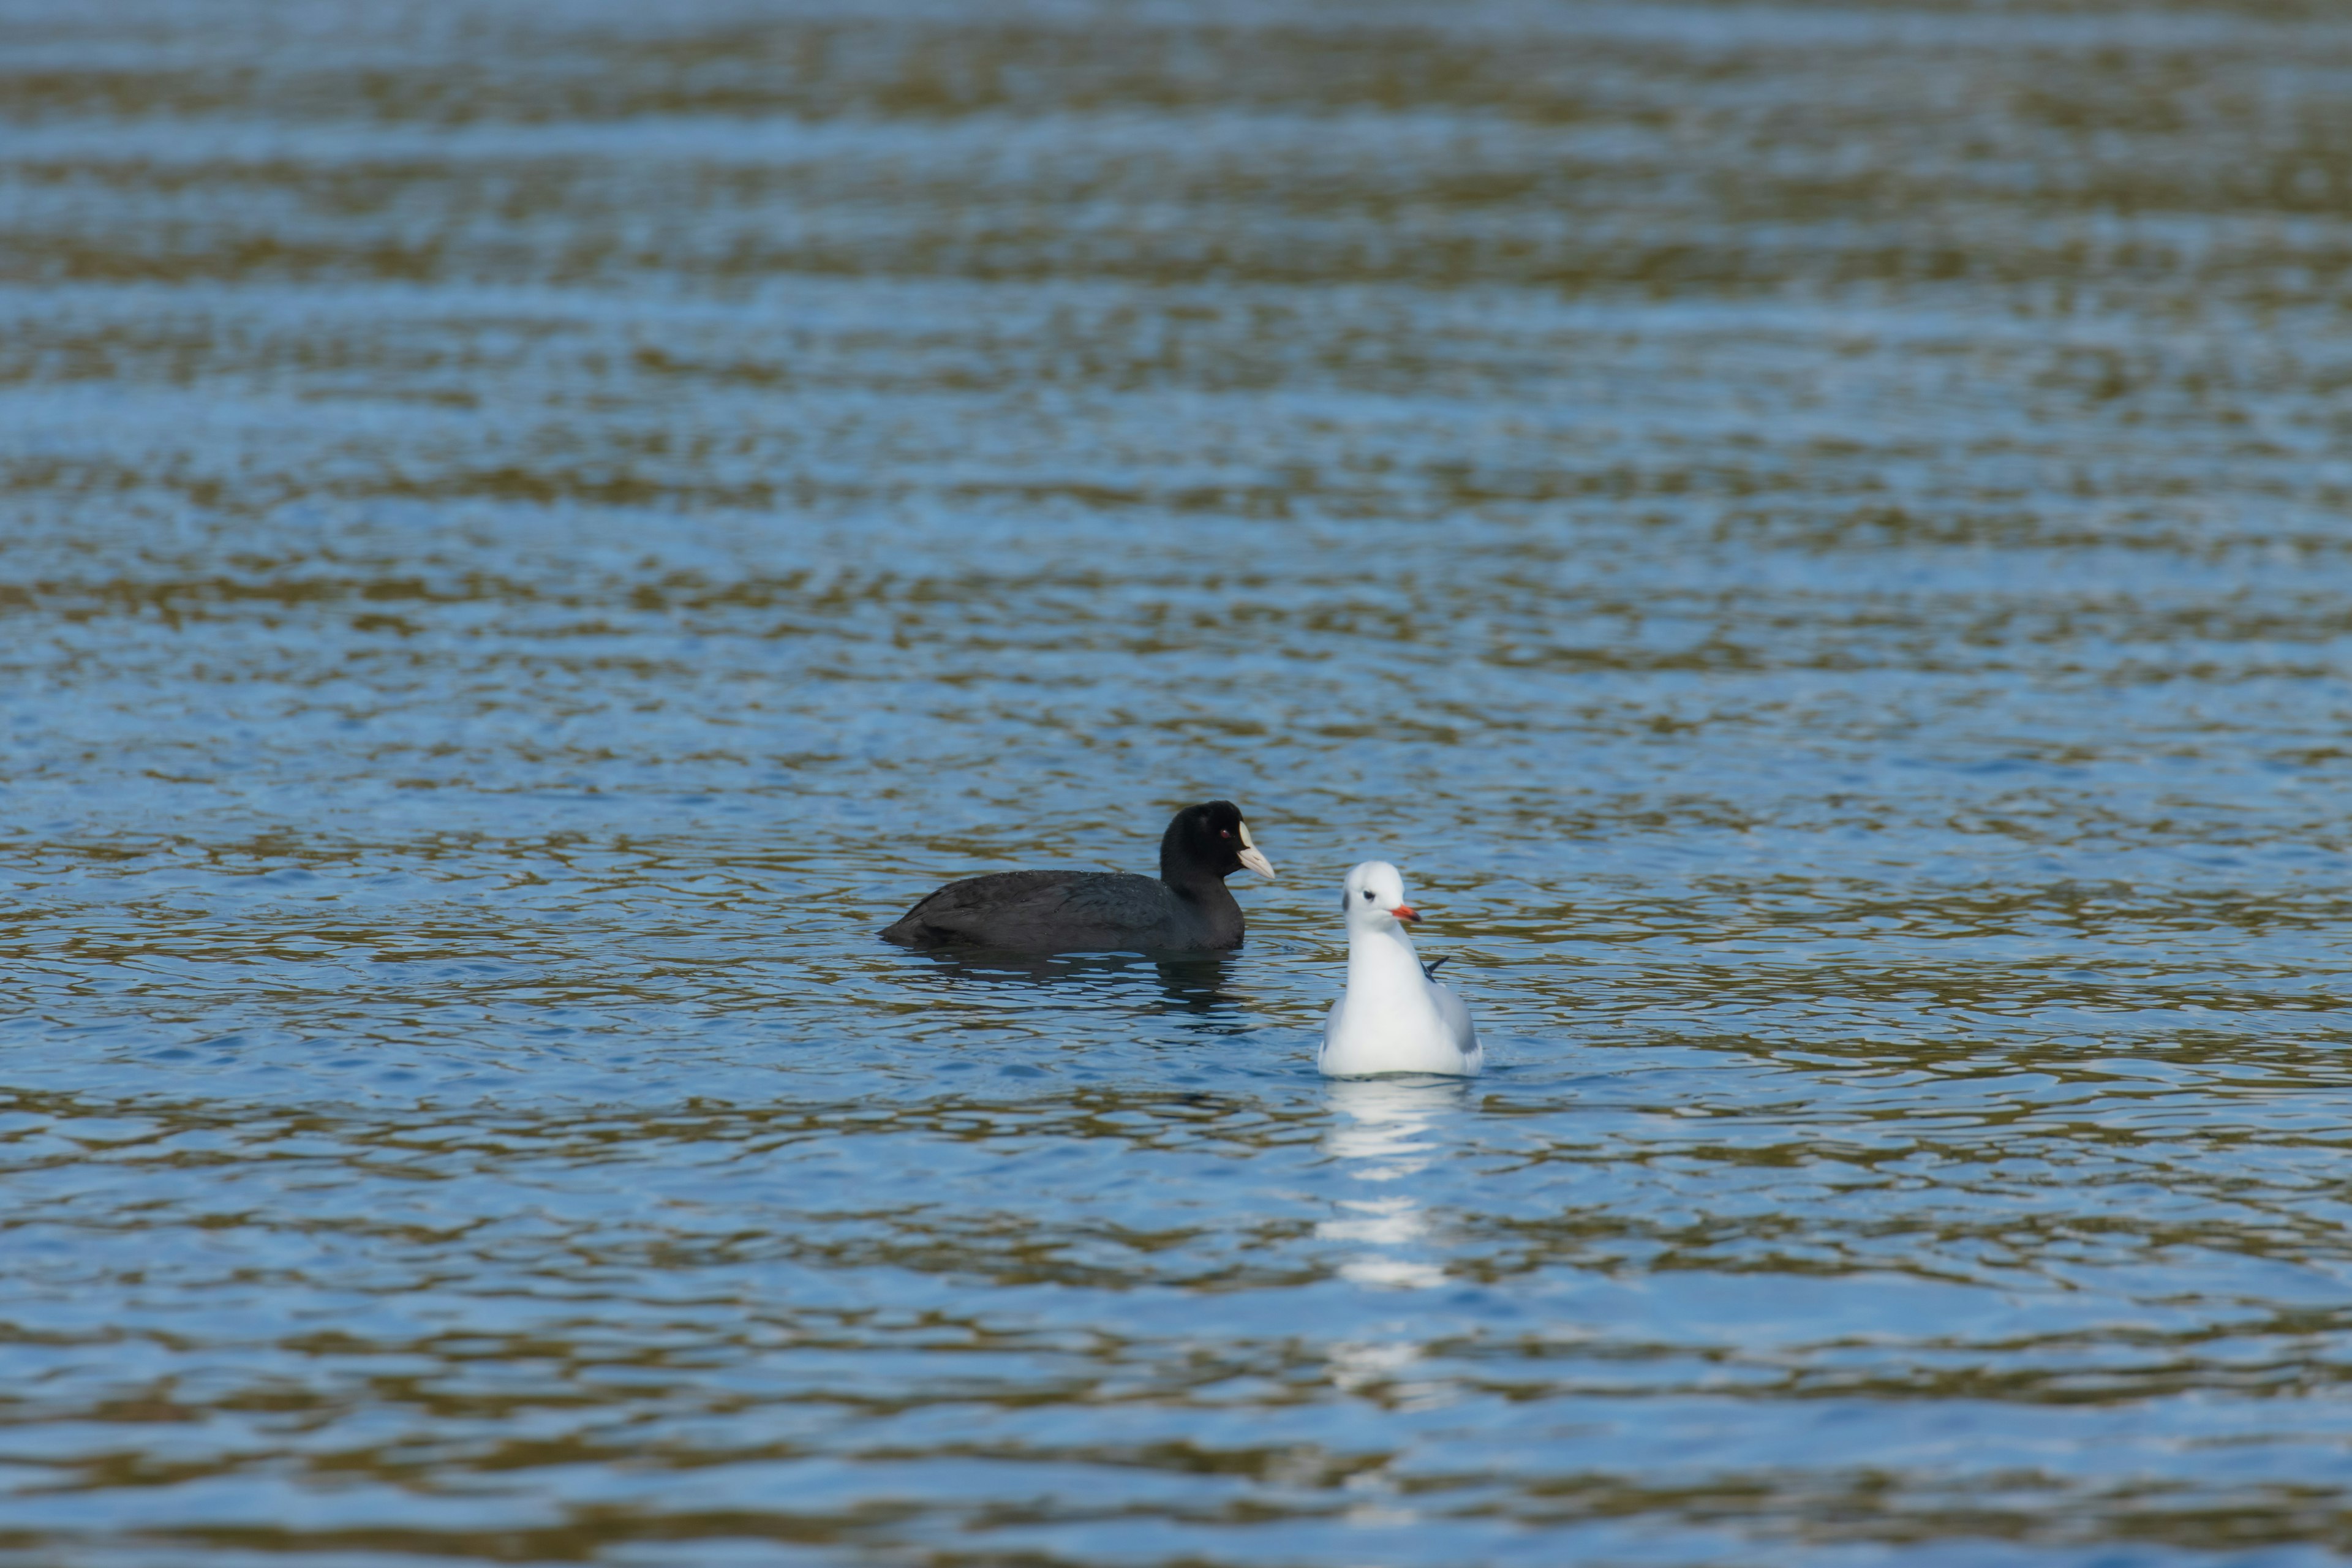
left=7, top=1, right=2352, bottom=1562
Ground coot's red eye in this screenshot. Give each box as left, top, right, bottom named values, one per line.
left=1220, top=829, right=1231, bottom=838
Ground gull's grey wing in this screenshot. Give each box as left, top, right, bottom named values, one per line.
left=1430, top=978, right=1480, bottom=1061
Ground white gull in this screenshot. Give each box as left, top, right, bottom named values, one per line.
left=1317, top=860, right=1482, bottom=1078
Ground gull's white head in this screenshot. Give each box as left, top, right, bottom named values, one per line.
left=1341, top=860, right=1419, bottom=933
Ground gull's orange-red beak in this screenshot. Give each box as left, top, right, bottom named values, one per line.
left=1391, top=904, right=1419, bottom=922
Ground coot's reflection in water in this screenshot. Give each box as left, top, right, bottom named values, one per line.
left=895, top=944, right=1246, bottom=1015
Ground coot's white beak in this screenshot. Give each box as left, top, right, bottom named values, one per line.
left=1237, top=820, right=1276, bottom=880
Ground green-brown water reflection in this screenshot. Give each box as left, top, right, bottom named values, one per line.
left=5, top=1, right=2352, bottom=1562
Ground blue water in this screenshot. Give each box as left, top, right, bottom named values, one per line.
left=6, top=1, right=2352, bottom=1562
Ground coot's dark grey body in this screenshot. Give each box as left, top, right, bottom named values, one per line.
left=883, top=868, right=1243, bottom=952
left=880, top=801, right=1275, bottom=953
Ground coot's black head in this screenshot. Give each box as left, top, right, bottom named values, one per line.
left=1159, top=800, right=1277, bottom=887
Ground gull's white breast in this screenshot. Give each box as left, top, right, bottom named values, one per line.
left=1319, top=943, right=1482, bottom=1078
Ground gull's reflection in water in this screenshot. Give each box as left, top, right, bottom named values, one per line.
left=1317, top=1077, right=1472, bottom=1514
left=896, top=946, right=1241, bottom=1014
left=1318, top=1076, right=1471, bottom=1290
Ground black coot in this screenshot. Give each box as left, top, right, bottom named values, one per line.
left=880, top=801, right=1277, bottom=952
